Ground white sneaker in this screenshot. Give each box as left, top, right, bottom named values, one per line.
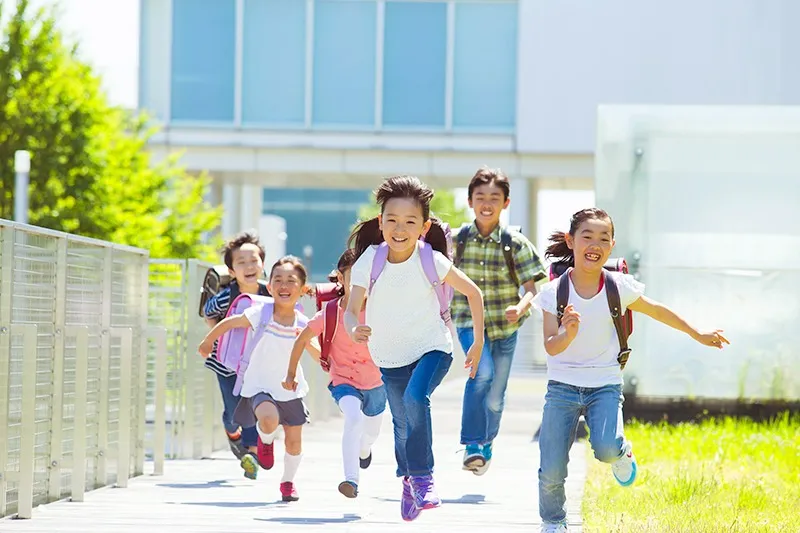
left=612, top=451, right=637, bottom=486
left=540, top=523, right=568, bottom=533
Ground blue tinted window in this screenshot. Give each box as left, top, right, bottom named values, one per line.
left=382, top=2, right=447, bottom=128
left=453, top=3, right=518, bottom=129
left=313, top=1, right=377, bottom=126
left=242, top=0, right=306, bottom=125
left=171, top=0, right=235, bottom=122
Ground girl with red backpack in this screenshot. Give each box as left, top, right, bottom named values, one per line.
left=283, top=249, right=385, bottom=499
left=343, top=176, right=485, bottom=522
left=533, top=208, right=729, bottom=533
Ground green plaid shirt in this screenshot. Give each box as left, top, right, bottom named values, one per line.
left=451, top=223, right=546, bottom=341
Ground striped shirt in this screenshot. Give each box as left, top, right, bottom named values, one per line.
left=451, top=223, right=546, bottom=341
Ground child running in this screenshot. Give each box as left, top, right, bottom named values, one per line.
left=532, top=208, right=729, bottom=533
left=199, top=256, right=315, bottom=503
left=282, top=249, right=385, bottom=499
left=344, top=175, right=485, bottom=522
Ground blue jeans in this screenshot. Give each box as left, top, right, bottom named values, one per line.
left=538, top=380, right=630, bottom=525
left=458, top=328, right=518, bottom=445
left=216, top=373, right=258, bottom=447
left=328, top=382, right=387, bottom=417
left=380, top=351, right=453, bottom=477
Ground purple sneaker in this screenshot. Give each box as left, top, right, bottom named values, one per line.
left=400, top=477, right=422, bottom=522
left=410, top=475, right=441, bottom=510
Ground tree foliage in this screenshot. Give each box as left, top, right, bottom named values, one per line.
left=0, top=0, right=221, bottom=259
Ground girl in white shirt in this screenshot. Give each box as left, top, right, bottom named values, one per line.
left=344, top=175, right=485, bottom=522
left=199, top=256, right=315, bottom=504
left=532, top=208, right=729, bottom=533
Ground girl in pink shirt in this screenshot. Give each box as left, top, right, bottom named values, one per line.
left=283, top=249, right=386, bottom=499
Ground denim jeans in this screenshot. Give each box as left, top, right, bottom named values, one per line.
left=380, top=350, right=453, bottom=477
left=538, top=380, right=630, bottom=525
left=216, top=373, right=258, bottom=447
left=458, top=328, right=518, bottom=445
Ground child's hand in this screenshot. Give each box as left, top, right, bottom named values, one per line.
left=560, top=304, right=581, bottom=339
left=281, top=373, right=298, bottom=391
left=198, top=339, right=214, bottom=359
left=465, top=342, right=483, bottom=379
left=351, top=324, right=372, bottom=344
left=694, top=329, right=730, bottom=349
left=505, top=304, right=523, bottom=324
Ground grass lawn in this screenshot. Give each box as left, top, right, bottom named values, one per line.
left=581, top=414, right=800, bottom=533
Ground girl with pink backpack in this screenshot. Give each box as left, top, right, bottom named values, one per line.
left=343, top=175, right=485, bottom=522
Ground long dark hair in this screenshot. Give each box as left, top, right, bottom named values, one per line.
left=348, top=175, right=450, bottom=258
left=326, top=249, right=359, bottom=299
left=545, top=208, right=615, bottom=267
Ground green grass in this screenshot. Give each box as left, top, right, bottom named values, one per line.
left=582, top=413, right=800, bottom=533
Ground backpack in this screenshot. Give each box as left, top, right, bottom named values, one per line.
left=367, top=223, right=455, bottom=331
left=313, top=283, right=343, bottom=372
left=198, top=264, right=269, bottom=318
left=549, top=258, right=634, bottom=370
left=228, top=299, right=309, bottom=396
left=454, top=224, right=522, bottom=287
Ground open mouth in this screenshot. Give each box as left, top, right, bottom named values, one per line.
left=391, top=236, right=409, bottom=244
left=584, top=252, right=602, bottom=262
left=277, top=291, right=291, bottom=298
left=479, top=208, right=494, bottom=217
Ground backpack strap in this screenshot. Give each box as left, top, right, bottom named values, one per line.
left=555, top=267, right=571, bottom=327
left=319, top=298, right=340, bottom=372
left=499, top=227, right=521, bottom=287
left=417, top=240, right=451, bottom=323
left=603, top=271, right=631, bottom=370
left=453, top=224, right=472, bottom=268
left=232, top=302, right=274, bottom=396
left=368, top=243, right=390, bottom=295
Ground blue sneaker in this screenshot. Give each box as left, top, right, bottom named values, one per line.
left=612, top=451, right=637, bottom=486
left=473, top=442, right=493, bottom=476
left=462, top=444, right=484, bottom=472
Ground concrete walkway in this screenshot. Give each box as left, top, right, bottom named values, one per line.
left=2, top=373, right=585, bottom=532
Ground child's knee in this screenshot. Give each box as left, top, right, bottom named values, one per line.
left=592, top=438, right=625, bottom=464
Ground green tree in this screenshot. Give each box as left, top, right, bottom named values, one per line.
left=357, top=186, right=470, bottom=230
left=0, top=0, right=221, bottom=259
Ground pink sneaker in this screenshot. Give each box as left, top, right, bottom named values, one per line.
left=280, top=481, right=299, bottom=502
left=400, top=477, right=421, bottom=521
left=257, top=438, right=274, bottom=470
left=410, top=474, right=441, bottom=510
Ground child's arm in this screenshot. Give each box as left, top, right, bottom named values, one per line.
left=506, top=238, right=546, bottom=323
left=507, top=279, right=538, bottom=323
left=345, top=285, right=371, bottom=344
left=444, top=266, right=484, bottom=377
left=198, top=314, right=250, bottom=358
left=542, top=305, right=580, bottom=356
left=282, top=326, right=318, bottom=391
left=628, top=296, right=729, bottom=348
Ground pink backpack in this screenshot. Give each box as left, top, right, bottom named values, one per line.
left=368, top=225, right=454, bottom=328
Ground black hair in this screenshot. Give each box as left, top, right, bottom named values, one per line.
left=545, top=208, right=615, bottom=267
left=269, top=255, right=308, bottom=285
left=221, top=231, right=266, bottom=270
left=468, top=166, right=511, bottom=200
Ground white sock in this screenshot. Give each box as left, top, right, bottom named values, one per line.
left=360, top=412, right=383, bottom=459
left=257, top=423, right=278, bottom=445
left=339, top=395, right=364, bottom=483
left=281, top=452, right=302, bottom=483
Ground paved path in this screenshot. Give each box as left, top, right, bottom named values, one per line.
left=2, top=374, right=585, bottom=532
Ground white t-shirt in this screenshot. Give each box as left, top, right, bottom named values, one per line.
left=239, top=305, right=309, bottom=402
left=532, top=272, right=645, bottom=388
left=351, top=244, right=454, bottom=368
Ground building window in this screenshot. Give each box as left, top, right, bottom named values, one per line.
left=382, top=1, right=447, bottom=128
left=170, top=0, right=235, bottom=122
left=453, top=2, right=518, bottom=130
left=242, top=0, right=307, bottom=126
left=312, top=0, right=377, bottom=127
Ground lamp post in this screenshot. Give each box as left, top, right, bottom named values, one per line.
left=14, top=150, right=31, bottom=224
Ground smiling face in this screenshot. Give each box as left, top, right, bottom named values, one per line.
left=469, top=182, right=510, bottom=228
left=229, top=243, right=264, bottom=286
left=565, top=216, right=615, bottom=273
left=267, top=262, right=305, bottom=306
left=378, top=197, right=432, bottom=256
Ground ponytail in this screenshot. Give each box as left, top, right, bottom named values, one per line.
left=545, top=230, right=574, bottom=267
left=348, top=217, right=384, bottom=258
left=423, top=217, right=450, bottom=257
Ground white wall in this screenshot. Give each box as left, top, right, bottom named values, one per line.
left=516, top=0, right=800, bottom=154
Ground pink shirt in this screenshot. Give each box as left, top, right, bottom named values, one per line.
left=307, top=304, right=383, bottom=390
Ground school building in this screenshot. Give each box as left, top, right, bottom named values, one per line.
left=136, top=0, right=800, bottom=279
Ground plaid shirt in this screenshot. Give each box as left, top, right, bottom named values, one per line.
left=451, top=223, right=546, bottom=341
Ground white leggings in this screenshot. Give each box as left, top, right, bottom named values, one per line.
left=339, top=395, right=383, bottom=483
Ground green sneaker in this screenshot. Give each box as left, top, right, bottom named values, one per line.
left=473, top=442, right=492, bottom=476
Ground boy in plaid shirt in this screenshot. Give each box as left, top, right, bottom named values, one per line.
left=452, top=167, right=546, bottom=475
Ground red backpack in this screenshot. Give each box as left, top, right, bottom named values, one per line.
left=314, top=283, right=342, bottom=372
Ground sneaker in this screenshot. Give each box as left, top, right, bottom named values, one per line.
left=410, top=475, right=441, bottom=510
left=473, top=442, right=493, bottom=476
left=280, top=481, right=299, bottom=502
left=540, top=523, right=569, bottom=533
left=338, top=480, right=358, bottom=499
left=400, top=477, right=421, bottom=522
left=226, top=428, right=247, bottom=460
left=240, top=452, right=259, bottom=480
left=359, top=451, right=372, bottom=469
left=462, top=444, right=484, bottom=472
left=612, top=451, right=637, bottom=486
left=257, top=438, right=275, bottom=470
